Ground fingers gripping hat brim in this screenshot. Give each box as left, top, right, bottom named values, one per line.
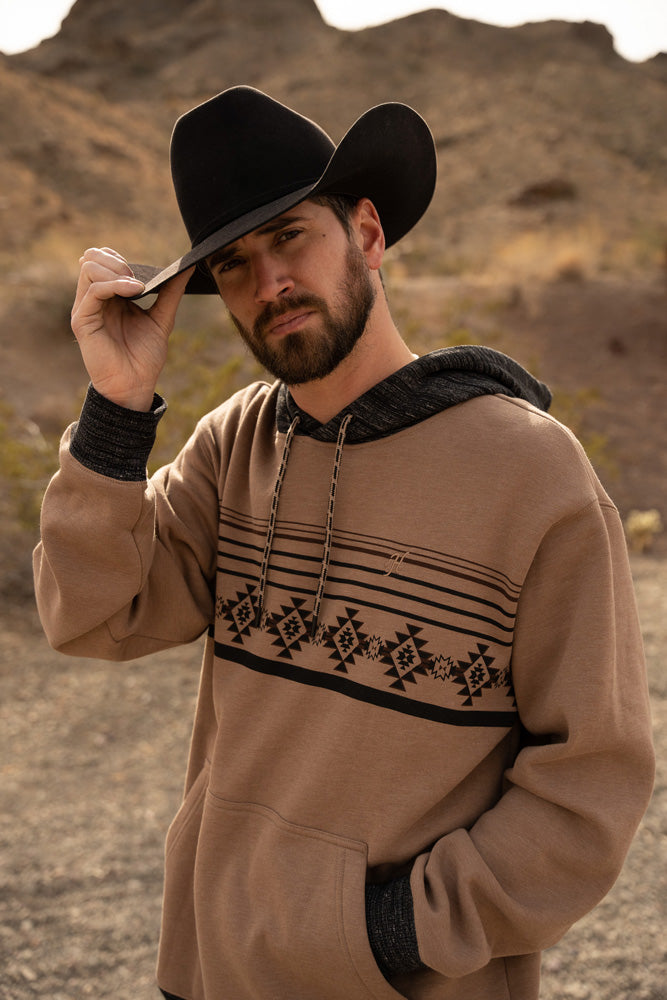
left=130, top=91, right=437, bottom=298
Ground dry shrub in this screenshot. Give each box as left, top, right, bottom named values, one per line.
left=625, top=509, right=664, bottom=554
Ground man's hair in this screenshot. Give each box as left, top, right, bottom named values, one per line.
left=309, top=193, right=359, bottom=238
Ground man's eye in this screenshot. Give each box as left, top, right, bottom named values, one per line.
left=277, top=229, right=301, bottom=244
left=218, top=258, right=241, bottom=274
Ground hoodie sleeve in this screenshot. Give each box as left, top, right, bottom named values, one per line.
left=407, top=492, right=655, bottom=979
left=33, top=386, right=220, bottom=659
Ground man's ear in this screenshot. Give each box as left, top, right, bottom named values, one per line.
left=354, top=198, right=385, bottom=270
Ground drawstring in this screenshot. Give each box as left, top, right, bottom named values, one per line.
left=311, top=413, right=352, bottom=636
left=254, top=412, right=352, bottom=634
left=255, top=415, right=300, bottom=626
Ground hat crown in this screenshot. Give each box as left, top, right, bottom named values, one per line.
left=170, top=86, right=336, bottom=246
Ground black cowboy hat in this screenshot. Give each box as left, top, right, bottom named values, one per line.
left=130, top=85, right=437, bottom=297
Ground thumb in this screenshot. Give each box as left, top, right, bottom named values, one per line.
left=149, top=266, right=195, bottom=332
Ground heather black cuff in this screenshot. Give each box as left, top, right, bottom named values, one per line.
left=365, top=875, right=425, bottom=978
left=69, top=383, right=166, bottom=481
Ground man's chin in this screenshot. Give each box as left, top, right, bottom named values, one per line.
left=263, top=341, right=326, bottom=385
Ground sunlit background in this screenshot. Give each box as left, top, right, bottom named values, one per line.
left=0, top=0, right=666, bottom=62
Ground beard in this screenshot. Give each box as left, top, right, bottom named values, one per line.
left=228, top=243, right=376, bottom=385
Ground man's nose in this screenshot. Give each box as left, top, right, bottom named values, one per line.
left=253, top=254, right=294, bottom=303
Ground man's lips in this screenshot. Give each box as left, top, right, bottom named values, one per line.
left=266, top=309, right=316, bottom=337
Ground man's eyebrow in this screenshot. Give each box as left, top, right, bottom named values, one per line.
left=208, top=245, right=238, bottom=270
left=255, top=213, right=308, bottom=236
left=207, top=214, right=309, bottom=270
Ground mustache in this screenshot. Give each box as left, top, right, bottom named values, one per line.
left=254, top=293, right=325, bottom=338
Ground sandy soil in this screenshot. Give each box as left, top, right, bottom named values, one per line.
left=0, top=555, right=664, bottom=1000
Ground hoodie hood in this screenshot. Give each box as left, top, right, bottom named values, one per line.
left=276, top=346, right=551, bottom=443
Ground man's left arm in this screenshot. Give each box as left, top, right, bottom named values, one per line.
left=368, top=496, right=655, bottom=980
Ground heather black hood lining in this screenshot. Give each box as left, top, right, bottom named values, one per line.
left=275, top=346, right=552, bottom=444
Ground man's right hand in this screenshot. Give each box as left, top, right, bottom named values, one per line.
left=72, top=247, right=194, bottom=411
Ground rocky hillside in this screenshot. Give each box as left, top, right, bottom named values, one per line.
left=1, top=0, right=666, bottom=597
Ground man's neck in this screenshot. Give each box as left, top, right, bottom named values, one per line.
left=288, top=312, right=417, bottom=424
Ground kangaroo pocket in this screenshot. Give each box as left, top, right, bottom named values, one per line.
left=193, top=793, right=407, bottom=1000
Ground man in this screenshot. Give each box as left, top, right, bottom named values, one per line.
left=34, top=86, right=654, bottom=1000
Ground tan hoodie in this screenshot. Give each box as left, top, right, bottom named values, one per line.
left=34, top=348, right=655, bottom=1000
